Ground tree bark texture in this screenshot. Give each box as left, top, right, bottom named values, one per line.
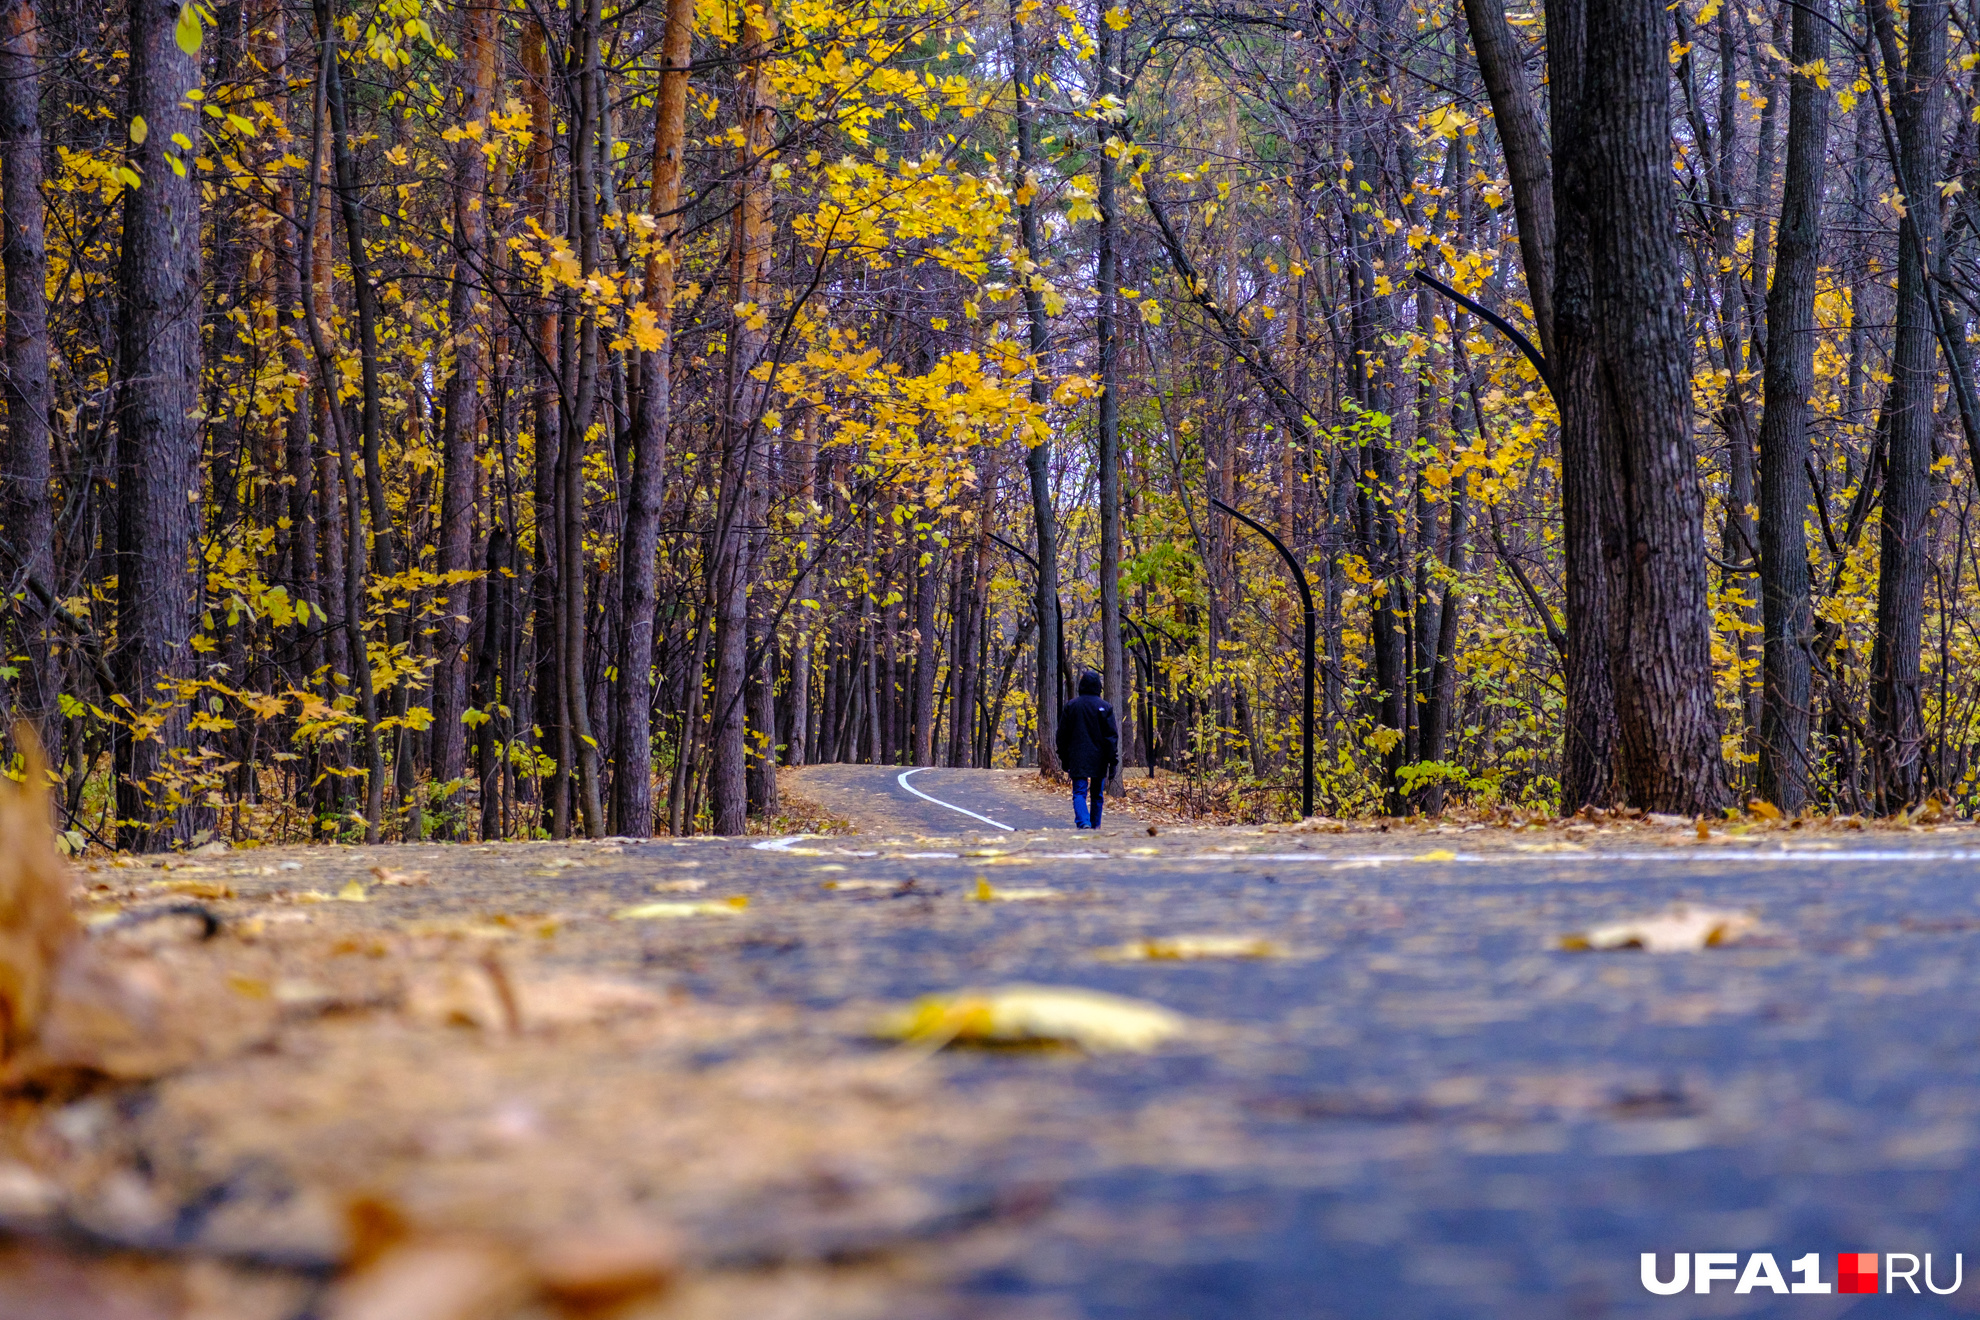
left=115, top=0, right=205, bottom=849
left=1580, top=0, right=1729, bottom=815
left=1755, top=0, right=1828, bottom=812
left=431, top=0, right=496, bottom=808
left=1868, top=0, right=1946, bottom=811
left=1547, top=0, right=1621, bottom=809
left=612, top=0, right=693, bottom=834
left=0, top=0, right=58, bottom=770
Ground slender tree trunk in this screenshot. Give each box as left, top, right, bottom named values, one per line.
left=1580, top=0, right=1728, bottom=814
left=911, top=528, right=940, bottom=765
left=563, top=0, right=606, bottom=837
left=114, top=0, right=206, bottom=849
left=1461, top=0, right=1554, bottom=363
left=297, top=24, right=381, bottom=840
left=1095, top=11, right=1123, bottom=778
left=522, top=18, right=566, bottom=837
left=612, top=0, right=694, bottom=834
left=786, top=413, right=817, bottom=766
left=708, top=0, right=775, bottom=832
left=431, top=0, right=495, bottom=817
left=1755, top=0, right=1828, bottom=812
left=1868, top=0, right=1947, bottom=811
left=1010, top=2, right=1061, bottom=776
left=0, top=0, right=58, bottom=770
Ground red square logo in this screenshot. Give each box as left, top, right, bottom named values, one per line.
left=1839, top=1253, right=1880, bottom=1294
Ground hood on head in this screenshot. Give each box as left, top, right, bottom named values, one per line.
left=1077, top=670, right=1102, bottom=696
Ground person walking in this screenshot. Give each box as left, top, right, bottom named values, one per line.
left=1056, top=669, right=1119, bottom=829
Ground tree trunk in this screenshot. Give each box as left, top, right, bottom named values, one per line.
left=0, top=0, right=57, bottom=770
left=563, top=0, right=606, bottom=838
left=1461, top=0, right=1554, bottom=362
left=1755, top=0, right=1828, bottom=812
left=1010, top=1, right=1061, bottom=777
left=1546, top=0, right=1620, bottom=809
left=430, top=0, right=495, bottom=816
left=114, top=0, right=206, bottom=849
left=613, top=0, right=693, bottom=834
left=1095, top=11, right=1123, bottom=780
left=1581, top=0, right=1728, bottom=815
left=708, top=0, right=775, bottom=832
left=1868, top=0, right=1946, bottom=812
left=522, top=17, right=566, bottom=837
left=911, top=529, right=940, bottom=765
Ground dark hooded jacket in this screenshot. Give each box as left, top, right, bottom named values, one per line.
left=1056, top=671, right=1119, bottom=780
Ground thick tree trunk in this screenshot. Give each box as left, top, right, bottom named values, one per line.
left=431, top=0, right=495, bottom=814
left=114, top=0, right=206, bottom=850
left=1755, top=0, right=1828, bottom=812
left=1868, top=0, right=1946, bottom=812
left=1546, top=0, right=1620, bottom=809
left=0, top=0, right=58, bottom=771
left=612, top=0, right=693, bottom=834
left=1580, top=0, right=1728, bottom=815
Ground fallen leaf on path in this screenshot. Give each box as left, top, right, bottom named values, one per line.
left=529, top=1221, right=678, bottom=1309
left=650, top=878, right=707, bottom=893
left=612, top=897, right=749, bottom=920
left=876, top=985, right=1188, bottom=1053
left=335, top=881, right=370, bottom=902
left=823, top=879, right=897, bottom=892
left=1414, top=849, right=1458, bottom=862
left=324, top=1238, right=531, bottom=1320
left=1511, top=842, right=1587, bottom=854
left=370, top=867, right=431, bottom=886
left=1096, top=935, right=1283, bottom=961
left=1560, top=905, right=1759, bottom=953
left=143, top=878, right=233, bottom=899
left=971, top=879, right=1059, bottom=902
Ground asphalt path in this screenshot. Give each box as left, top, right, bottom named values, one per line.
left=59, top=782, right=1980, bottom=1319
left=789, top=763, right=1140, bottom=835
left=732, top=795, right=1980, bottom=1317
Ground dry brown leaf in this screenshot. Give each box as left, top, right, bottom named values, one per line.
left=324, top=1239, right=532, bottom=1320
left=370, top=867, right=432, bottom=886
left=529, top=1222, right=678, bottom=1309
left=0, top=729, right=78, bottom=1059
left=28, top=944, right=283, bottom=1079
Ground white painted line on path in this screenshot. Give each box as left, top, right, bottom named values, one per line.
left=896, top=767, right=1015, bottom=832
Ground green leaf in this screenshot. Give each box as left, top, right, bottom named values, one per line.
left=174, top=3, right=202, bottom=56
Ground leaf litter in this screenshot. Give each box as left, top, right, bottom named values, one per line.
left=1560, top=905, right=1760, bottom=952
left=875, top=985, right=1191, bottom=1052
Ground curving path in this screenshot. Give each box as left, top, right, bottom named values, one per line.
left=786, top=763, right=1138, bottom=836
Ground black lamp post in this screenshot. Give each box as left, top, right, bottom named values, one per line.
left=1210, top=497, right=1315, bottom=819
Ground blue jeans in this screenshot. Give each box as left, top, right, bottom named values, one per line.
left=1072, top=777, right=1104, bottom=829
